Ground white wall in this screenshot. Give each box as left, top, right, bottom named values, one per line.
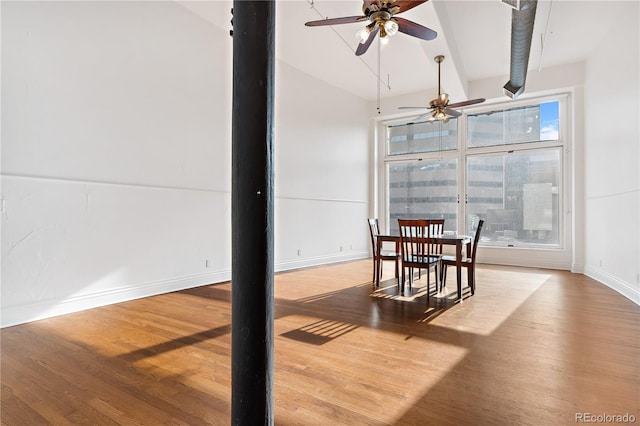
left=275, top=61, right=370, bottom=269
left=1, top=1, right=371, bottom=327
left=583, top=1, right=640, bottom=304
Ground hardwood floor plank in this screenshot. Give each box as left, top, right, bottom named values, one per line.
left=2, top=261, right=638, bottom=425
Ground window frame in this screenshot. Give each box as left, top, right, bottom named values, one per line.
left=378, top=93, right=572, bottom=263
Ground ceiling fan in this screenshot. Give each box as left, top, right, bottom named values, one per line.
left=400, top=55, right=486, bottom=122
left=304, top=0, right=437, bottom=56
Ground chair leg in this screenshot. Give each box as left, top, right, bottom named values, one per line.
left=372, top=258, right=377, bottom=284
left=426, top=266, right=431, bottom=300
left=440, top=264, right=447, bottom=291
left=468, top=265, right=475, bottom=295
left=408, top=267, right=413, bottom=291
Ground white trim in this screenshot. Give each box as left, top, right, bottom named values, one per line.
left=473, top=245, right=572, bottom=270
left=276, top=195, right=367, bottom=204
left=571, top=262, right=584, bottom=274
left=584, top=266, right=640, bottom=306
left=1, top=172, right=228, bottom=195
left=477, top=257, right=571, bottom=271
left=1, top=270, right=231, bottom=328
left=1, top=252, right=371, bottom=328
left=275, top=251, right=369, bottom=273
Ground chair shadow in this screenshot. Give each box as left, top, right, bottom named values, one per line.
left=370, top=273, right=473, bottom=325
left=280, top=319, right=360, bottom=346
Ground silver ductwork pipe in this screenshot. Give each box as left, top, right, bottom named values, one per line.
left=503, top=0, right=538, bottom=99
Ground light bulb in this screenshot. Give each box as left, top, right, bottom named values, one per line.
left=356, top=26, right=371, bottom=42
left=384, top=20, right=398, bottom=36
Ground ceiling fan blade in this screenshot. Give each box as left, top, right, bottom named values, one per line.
left=395, top=17, right=437, bottom=41
left=305, top=16, right=367, bottom=27
left=395, top=0, right=428, bottom=14
left=444, top=108, right=462, bottom=118
left=364, top=0, right=383, bottom=9
left=412, top=112, right=431, bottom=122
left=446, top=98, right=486, bottom=109
left=355, top=26, right=379, bottom=56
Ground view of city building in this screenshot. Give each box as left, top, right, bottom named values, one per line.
left=386, top=101, right=561, bottom=246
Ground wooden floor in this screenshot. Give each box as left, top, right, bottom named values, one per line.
left=2, top=260, right=639, bottom=425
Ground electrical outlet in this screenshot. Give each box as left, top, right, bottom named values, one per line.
left=340, top=246, right=343, bottom=252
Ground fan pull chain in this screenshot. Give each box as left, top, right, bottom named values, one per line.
left=377, top=37, right=381, bottom=114
left=438, top=120, right=443, bottom=160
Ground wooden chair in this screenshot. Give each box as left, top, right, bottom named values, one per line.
left=398, top=219, right=443, bottom=298
left=441, top=220, right=484, bottom=295
left=367, top=218, right=401, bottom=288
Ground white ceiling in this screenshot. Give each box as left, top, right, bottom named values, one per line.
left=180, top=0, right=623, bottom=102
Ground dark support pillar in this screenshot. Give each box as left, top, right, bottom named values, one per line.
left=231, top=1, right=275, bottom=425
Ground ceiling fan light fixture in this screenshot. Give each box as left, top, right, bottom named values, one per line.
left=356, top=25, right=371, bottom=42
left=356, top=22, right=376, bottom=42
left=384, top=19, right=399, bottom=36
left=434, top=109, right=448, bottom=122
left=439, top=92, right=449, bottom=105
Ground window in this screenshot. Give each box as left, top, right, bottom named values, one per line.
left=467, top=101, right=559, bottom=147
left=388, top=118, right=458, bottom=155
left=383, top=97, right=566, bottom=251
left=466, top=149, right=561, bottom=246
left=388, top=159, right=458, bottom=235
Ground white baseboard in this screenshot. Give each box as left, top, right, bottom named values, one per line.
left=584, top=266, right=640, bottom=306
left=3, top=253, right=635, bottom=328
left=275, top=251, right=369, bottom=273
left=478, top=255, right=571, bottom=271
left=1, top=251, right=370, bottom=328
left=1, top=270, right=231, bottom=328
left=571, top=262, right=585, bottom=274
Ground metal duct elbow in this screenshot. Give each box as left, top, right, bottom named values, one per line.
left=503, top=0, right=538, bottom=99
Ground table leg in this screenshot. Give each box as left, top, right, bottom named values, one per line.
left=456, top=241, right=462, bottom=301
left=375, top=240, right=381, bottom=288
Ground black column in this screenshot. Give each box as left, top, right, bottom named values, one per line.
left=231, top=1, right=275, bottom=425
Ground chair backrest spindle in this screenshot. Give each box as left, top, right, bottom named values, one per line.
left=398, top=219, right=441, bottom=264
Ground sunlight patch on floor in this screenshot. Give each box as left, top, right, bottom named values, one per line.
left=275, top=321, right=471, bottom=425
left=430, top=268, right=552, bottom=335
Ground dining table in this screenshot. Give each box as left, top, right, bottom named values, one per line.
left=376, top=233, right=472, bottom=301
